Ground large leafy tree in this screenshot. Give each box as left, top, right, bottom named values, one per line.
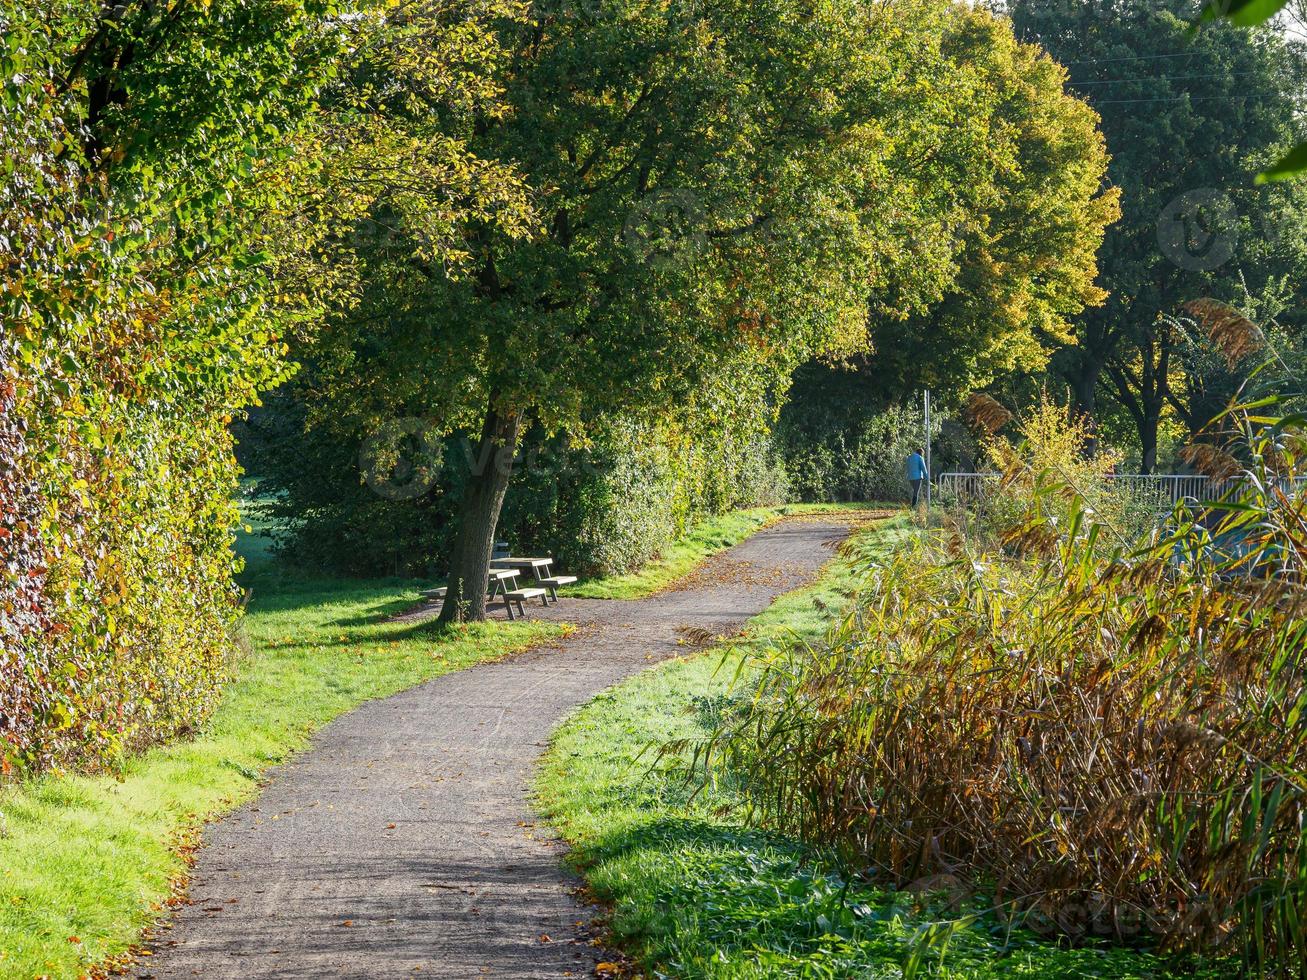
left=864, top=7, right=1120, bottom=399
left=303, top=0, right=1009, bottom=621
left=1007, top=0, right=1307, bottom=469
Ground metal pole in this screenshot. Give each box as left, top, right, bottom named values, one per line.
left=924, top=388, right=932, bottom=511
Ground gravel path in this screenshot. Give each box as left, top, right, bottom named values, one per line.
left=135, top=516, right=857, bottom=979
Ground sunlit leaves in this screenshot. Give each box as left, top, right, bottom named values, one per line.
left=1199, top=0, right=1292, bottom=27
left=1, top=0, right=351, bottom=775
left=868, top=8, right=1119, bottom=395
left=1257, top=142, right=1307, bottom=184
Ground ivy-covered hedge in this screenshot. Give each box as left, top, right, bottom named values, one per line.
left=0, top=3, right=335, bottom=776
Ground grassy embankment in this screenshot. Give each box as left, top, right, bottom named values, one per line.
left=538, top=517, right=1232, bottom=979
left=0, top=508, right=563, bottom=979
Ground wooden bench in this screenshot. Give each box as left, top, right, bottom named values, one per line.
left=488, top=568, right=519, bottom=598
left=536, top=575, right=576, bottom=602
left=422, top=569, right=517, bottom=604
left=503, top=587, right=548, bottom=620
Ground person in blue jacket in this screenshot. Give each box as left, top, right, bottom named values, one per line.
left=907, top=449, right=927, bottom=506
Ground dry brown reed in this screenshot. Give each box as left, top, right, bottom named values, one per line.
left=1183, top=298, right=1264, bottom=368
left=964, top=393, right=1014, bottom=435
left=698, top=412, right=1307, bottom=975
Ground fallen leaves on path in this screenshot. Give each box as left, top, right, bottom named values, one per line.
left=674, top=625, right=717, bottom=648
left=668, top=559, right=798, bottom=593
left=782, top=508, right=898, bottom=525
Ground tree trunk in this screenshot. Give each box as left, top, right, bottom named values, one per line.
left=1063, top=356, right=1103, bottom=458
left=437, top=407, right=520, bottom=624
left=1136, top=330, right=1172, bottom=475
left=1140, top=409, right=1160, bottom=475
left=1104, top=320, right=1174, bottom=475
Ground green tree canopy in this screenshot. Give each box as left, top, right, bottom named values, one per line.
left=293, top=0, right=1122, bottom=620
left=303, top=0, right=940, bottom=619
left=1008, top=0, right=1307, bottom=470
left=866, top=7, right=1120, bottom=398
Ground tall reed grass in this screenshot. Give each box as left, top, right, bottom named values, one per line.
left=696, top=395, right=1307, bottom=973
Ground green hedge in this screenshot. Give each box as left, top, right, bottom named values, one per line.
left=0, top=3, right=331, bottom=776
left=545, top=418, right=789, bottom=577
left=776, top=364, right=943, bottom=503
left=245, top=392, right=789, bottom=580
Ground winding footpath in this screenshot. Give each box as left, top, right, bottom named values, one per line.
left=134, top=516, right=857, bottom=979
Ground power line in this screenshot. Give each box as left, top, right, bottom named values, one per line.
left=1091, top=92, right=1286, bottom=104
left=1062, top=50, right=1204, bottom=66
left=1068, top=69, right=1267, bottom=86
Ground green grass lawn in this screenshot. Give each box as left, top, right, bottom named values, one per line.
left=0, top=515, right=565, bottom=979
left=537, top=518, right=1235, bottom=980
left=566, top=502, right=890, bottom=600
left=0, top=498, right=878, bottom=977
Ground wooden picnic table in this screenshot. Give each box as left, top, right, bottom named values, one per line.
left=487, top=567, right=520, bottom=598
left=425, top=556, right=575, bottom=618
left=490, top=560, right=553, bottom=618
left=491, top=556, right=575, bottom=604
left=490, top=556, right=553, bottom=574
left=422, top=568, right=519, bottom=603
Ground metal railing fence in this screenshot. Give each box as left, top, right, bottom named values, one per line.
left=936, top=472, right=1307, bottom=508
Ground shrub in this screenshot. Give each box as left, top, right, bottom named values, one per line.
left=560, top=419, right=790, bottom=577
left=700, top=404, right=1307, bottom=972
left=779, top=396, right=939, bottom=504
left=0, top=3, right=333, bottom=776
left=249, top=391, right=791, bottom=580
left=0, top=375, right=55, bottom=767
left=974, top=395, right=1129, bottom=542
